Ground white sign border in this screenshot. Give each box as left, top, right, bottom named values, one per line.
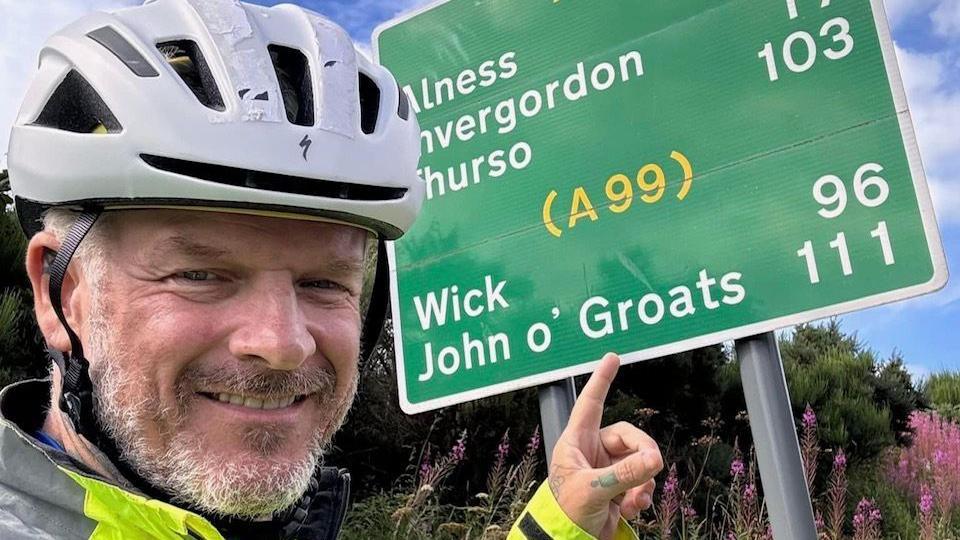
left=374, top=0, right=949, bottom=415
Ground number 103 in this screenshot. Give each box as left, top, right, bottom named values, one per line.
left=797, top=222, right=895, bottom=284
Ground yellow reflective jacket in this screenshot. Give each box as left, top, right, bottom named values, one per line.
left=0, top=379, right=636, bottom=539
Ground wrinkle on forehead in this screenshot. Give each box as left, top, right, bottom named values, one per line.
left=110, top=209, right=368, bottom=269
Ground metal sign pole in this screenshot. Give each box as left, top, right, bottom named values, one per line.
left=736, top=332, right=817, bottom=539
left=537, top=377, right=576, bottom=466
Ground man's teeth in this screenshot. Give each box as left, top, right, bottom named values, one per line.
left=215, top=393, right=298, bottom=410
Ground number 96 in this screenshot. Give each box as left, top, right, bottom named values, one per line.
left=812, top=163, right=889, bottom=219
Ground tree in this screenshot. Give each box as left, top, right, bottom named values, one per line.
left=780, top=321, right=926, bottom=462
left=0, top=170, right=48, bottom=386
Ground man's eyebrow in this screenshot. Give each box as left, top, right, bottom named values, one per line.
left=153, top=236, right=231, bottom=259
left=323, top=257, right=365, bottom=275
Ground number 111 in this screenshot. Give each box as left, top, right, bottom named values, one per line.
left=797, top=222, right=895, bottom=284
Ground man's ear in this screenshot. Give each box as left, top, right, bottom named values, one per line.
left=25, top=231, right=89, bottom=354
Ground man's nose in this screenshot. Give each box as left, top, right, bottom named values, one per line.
left=228, top=277, right=316, bottom=370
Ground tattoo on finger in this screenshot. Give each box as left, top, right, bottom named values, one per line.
left=590, top=472, right=618, bottom=489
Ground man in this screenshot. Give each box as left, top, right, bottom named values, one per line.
left=2, top=1, right=662, bottom=539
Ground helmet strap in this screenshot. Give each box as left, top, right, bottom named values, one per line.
left=45, top=210, right=166, bottom=500
left=47, top=210, right=100, bottom=438
left=359, top=239, right=390, bottom=371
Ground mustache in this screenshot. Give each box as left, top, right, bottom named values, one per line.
left=179, top=362, right=337, bottom=398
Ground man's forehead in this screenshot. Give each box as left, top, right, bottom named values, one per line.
left=112, top=209, right=368, bottom=264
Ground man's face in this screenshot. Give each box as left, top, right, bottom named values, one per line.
left=80, top=209, right=367, bottom=518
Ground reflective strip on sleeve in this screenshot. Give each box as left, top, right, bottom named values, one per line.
left=518, top=513, right=552, bottom=540
left=508, top=481, right=640, bottom=540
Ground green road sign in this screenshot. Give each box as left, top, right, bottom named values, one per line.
left=374, top=0, right=947, bottom=414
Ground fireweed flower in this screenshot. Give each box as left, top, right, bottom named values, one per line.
left=496, top=431, right=510, bottom=465
left=919, top=484, right=935, bottom=539
left=826, top=450, right=848, bottom=540
left=526, top=426, right=541, bottom=456
left=800, top=404, right=820, bottom=491
left=803, top=404, right=817, bottom=429
left=834, top=450, right=847, bottom=471
left=730, top=458, right=745, bottom=479
left=419, top=446, right=433, bottom=483
left=852, top=498, right=882, bottom=540
left=657, top=464, right=680, bottom=537
left=887, top=411, right=960, bottom=516
left=920, top=485, right=934, bottom=515
left=451, top=430, right=467, bottom=463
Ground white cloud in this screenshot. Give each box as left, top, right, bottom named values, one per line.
left=930, top=176, right=960, bottom=226
left=894, top=45, right=960, bottom=225
left=932, top=0, right=960, bottom=37
left=905, top=363, right=931, bottom=383
left=883, top=0, right=941, bottom=29
left=0, top=0, right=138, bottom=167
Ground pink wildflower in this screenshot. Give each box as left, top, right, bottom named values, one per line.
left=419, top=445, right=432, bottom=483
left=450, top=430, right=467, bottom=463
left=886, top=411, right=960, bottom=516
left=918, top=484, right=935, bottom=539
left=656, top=464, right=680, bottom=538
left=803, top=404, right=817, bottom=429
left=730, top=458, right=745, bottom=479
left=825, top=450, right=847, bottom=540
left=496, top=431, right=510, bottom=464
left=800, top=404, right=820, bottom=492
left=834, top=450, right=847, bottom=471
left=852, top=498, right=882, bottom=540
left=526, top=426, right=541, bottom=456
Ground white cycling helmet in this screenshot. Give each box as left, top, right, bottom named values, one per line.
left=9, top=0, right=423, bottom=239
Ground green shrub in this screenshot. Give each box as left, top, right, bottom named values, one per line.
left=925, top=372, right=960, bottom=422
left=779, top=322, right=925, bottom=464
left=0, top=174, right=48, bottom=386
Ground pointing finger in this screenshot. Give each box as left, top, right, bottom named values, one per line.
left=566, top=353, right=620, bottom=434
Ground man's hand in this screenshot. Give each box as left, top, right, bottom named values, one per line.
left=549, top=353, right=663, bottom=539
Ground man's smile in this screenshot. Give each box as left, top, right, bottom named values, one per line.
left=196, top=391, right=313, bottom=415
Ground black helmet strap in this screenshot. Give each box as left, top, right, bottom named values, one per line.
left=47, top=210, right=101, bottom=440
left=47, top=210, right=190, bottom=505
left=359, top=239, right=390, bottom=368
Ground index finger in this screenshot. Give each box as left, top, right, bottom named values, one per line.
left=567, top=352, right=620, bottom=433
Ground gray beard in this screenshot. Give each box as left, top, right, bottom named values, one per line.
left=84, top=305, right=356, bottom=519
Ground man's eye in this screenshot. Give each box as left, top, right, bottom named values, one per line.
left=177, top=271, right=216, bottom=282
left=303, top=279, right=349, bottom=293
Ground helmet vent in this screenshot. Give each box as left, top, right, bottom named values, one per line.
left=157, top=40, right=225, bottom=111
left=33, top=70, right=122, bottom=133
left=268, top=45, right=315, bottom=126
left=140, top=154, right=408, bottom=201
left=397, top=82, right=410, bottom=121
left=358, top=73, right=381, bottom=134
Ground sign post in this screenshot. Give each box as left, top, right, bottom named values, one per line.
left=537, top=378, right=576, bottom=466
left=374, top=0, right=946, bottom=533
left=737, top=333, right=817, bottom=538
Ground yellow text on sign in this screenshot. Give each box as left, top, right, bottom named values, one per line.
left=541, top=150, right=694, bottom=238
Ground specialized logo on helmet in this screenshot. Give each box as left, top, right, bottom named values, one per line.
left=238, top=88, right=269, bottom=101
left=299, top=135, right=313, bottom=161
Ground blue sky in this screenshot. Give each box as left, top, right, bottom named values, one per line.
left=1, top=0, right=956, bottom=378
